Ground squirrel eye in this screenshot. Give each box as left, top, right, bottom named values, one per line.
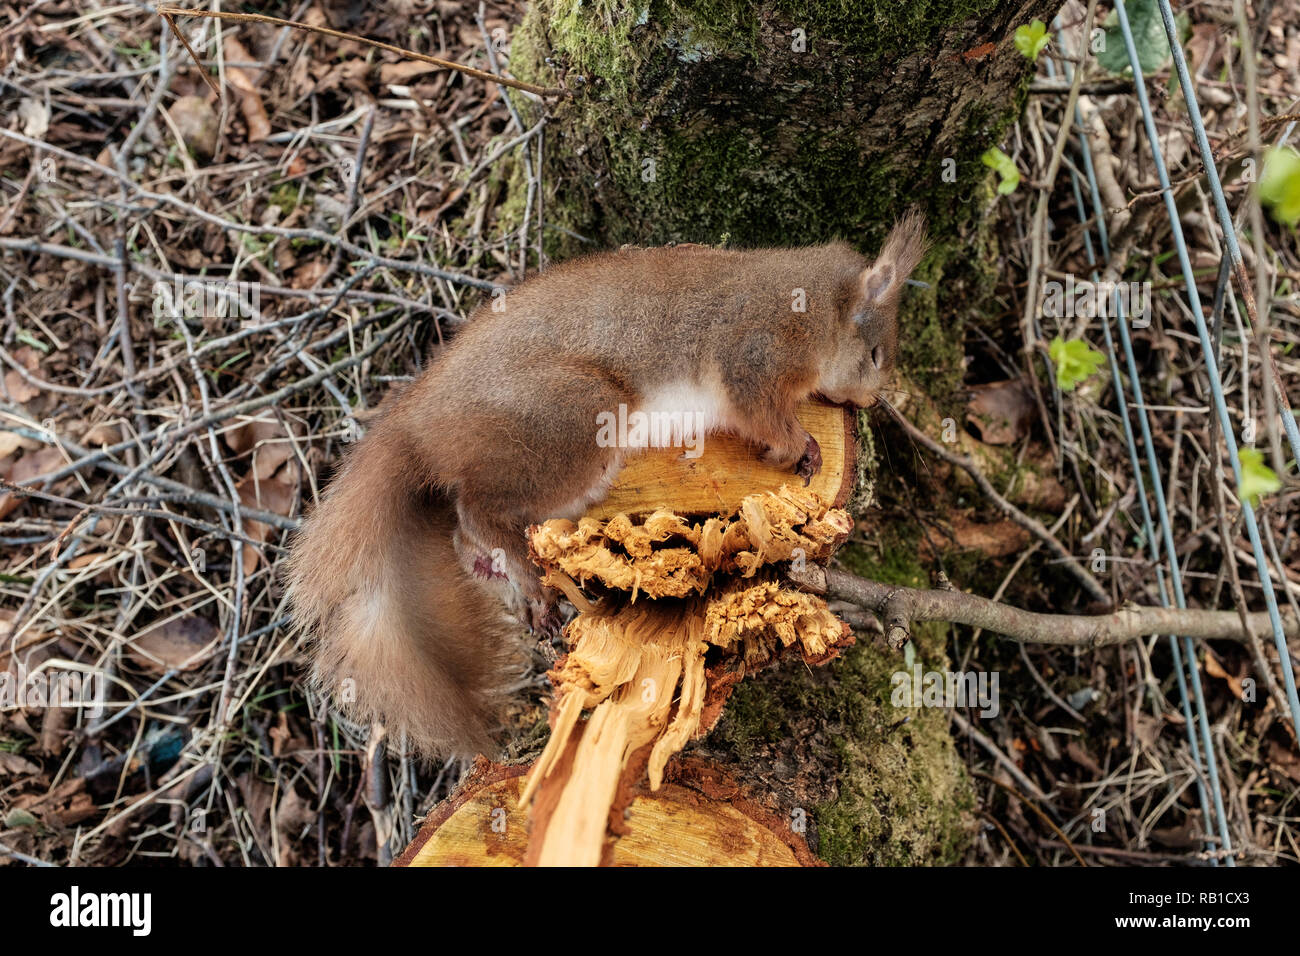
left=872, top=345, right=886, bottom=370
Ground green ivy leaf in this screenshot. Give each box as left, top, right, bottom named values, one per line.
left=3, top=808, right=37, bottom=828
left=1014, top=19, right=1051, bottom=62
left=1049, top=336, right=1106, bottom=391
left=981, top=146, right=1020, bottom=195
left=1237, top=447, right=1281, bottom=507
left=1259, top=146, right=1300, bottom=227
left=1097, top=0, right=1169, bottom=76
left=15, top=329, right=49, bottom=353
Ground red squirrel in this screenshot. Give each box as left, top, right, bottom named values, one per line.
left=285, top=214, right=927, bottom=757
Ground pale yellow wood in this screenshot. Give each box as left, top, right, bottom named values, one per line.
left=526, top=604, right=707, bottom=866
left=515, top=487, right=854, bottom=867
left=617, top=792, right=799, bottom=867
left=402, top=774, right=799, bottom=867
left=587, top=400, right=851, bottom=519
left=405, top=775, right=529, bottom=867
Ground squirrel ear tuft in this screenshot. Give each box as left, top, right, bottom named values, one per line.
left=858, top=211, right=929, bottom=308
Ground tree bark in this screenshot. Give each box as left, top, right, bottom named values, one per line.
left=512, top=0, right=1060, bottom=401
left=503, top=0, right=1063, bottom=864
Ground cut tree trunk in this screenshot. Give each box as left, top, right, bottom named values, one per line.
left=487, top=0, right=1057, bottom=863
left=395, top=758, right=822, bottom=867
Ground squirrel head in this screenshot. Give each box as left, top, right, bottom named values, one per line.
left=818, top=212, right=928, bottom=408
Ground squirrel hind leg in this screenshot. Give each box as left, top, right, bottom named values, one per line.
left=454, top=504, right=550, bottom=606
left=454, top=454, right=622, bottom=618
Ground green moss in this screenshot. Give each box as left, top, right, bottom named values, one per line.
left=512, top=0, right=1040, bottom=414
left=716, top=679, right=789, bottom=756
left=266, top=182, right=302, bottom=218
left=492, top=152, right=531, bottom=238
left=837, top=535, right=927, bottom=591
left=508, top=0, right=1052, bottom=864
left=813, top=628, right=974, bottom=865
left=820, top=535, right=972, bottom=864
left=705, top=527, right=974, bottom=865
left=712, top=614, right=973, bottom=865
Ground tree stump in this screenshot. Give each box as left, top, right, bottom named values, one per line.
left=395, top=758, right=822, bottom=867
left=398, top=399, right=860, bottom=867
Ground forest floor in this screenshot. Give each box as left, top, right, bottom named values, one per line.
left=0, top=0, right=1298, bottom=866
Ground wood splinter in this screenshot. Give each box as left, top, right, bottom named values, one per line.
left=521, top=484, right=855, bottom=866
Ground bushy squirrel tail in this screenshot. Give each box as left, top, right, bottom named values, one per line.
left=285, top=417, right=518, bottom=757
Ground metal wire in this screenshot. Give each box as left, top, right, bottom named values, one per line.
left=1046, top=31, right=1222, bottom=864
left=1029, top=1, right=1300, bottom=862
left=1148, top=0, right=1300, bottom=735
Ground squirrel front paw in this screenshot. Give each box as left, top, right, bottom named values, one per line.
left=794, top=433, right=822, bottom=485
left=528, top=597, right=564, bottom=639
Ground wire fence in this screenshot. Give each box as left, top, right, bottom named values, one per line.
left=1042, top=0, right=1300, bottom=864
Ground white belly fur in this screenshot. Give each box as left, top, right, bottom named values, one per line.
left=628, top=378, right=728, bottom=449
left=554, top=378, right=730, bottom=519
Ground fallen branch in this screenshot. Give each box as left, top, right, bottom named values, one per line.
left=788, top=566, right=1300, bottom=651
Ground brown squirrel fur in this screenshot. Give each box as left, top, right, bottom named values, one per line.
left=286, top=214, right=927, bottom=758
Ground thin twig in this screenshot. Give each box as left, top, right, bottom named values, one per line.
left=157, top=6, right=568, bottom=98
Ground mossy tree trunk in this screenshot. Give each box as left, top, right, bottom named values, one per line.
left=507, top=0, right=1057, bottom=865
left=512, top=0, right=1060, bottom=400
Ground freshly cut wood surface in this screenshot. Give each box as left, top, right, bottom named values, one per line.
left=586, top=400, right=855, bottom=519
left=396, top=763, right=808, bottom=867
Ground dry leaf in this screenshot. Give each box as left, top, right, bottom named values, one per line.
left=167, top=94, right=219, bottom=159
left=225, top=414, right=297, bottom=481
left=3, top=345, right=42, bottom=403
left=127, top=616, right=221, bottom=674
left=0, top=446, right=64, bottom=520
left=236, top=476, right=296, bottom=573
left=1204, top=649, right=1245, bottom=701
left=380, top=59, right=442, bottom=86
left=82, top=422, right=122, bottom=447
left=0, top=752, right=42, bottom=776
left=1265, top=740, right=1300, bottom=784
left=223, top=37, right=271, bottom=142
left=921, top=513, right=1030, bottom=560
left=291, top=259, right=330, bottom=289
left=0, top=430, right=40, bottom=459
left=269, top=711, right=291, bottom=757
left=966, top=379, right=1034, bottom=446
left=17, top=99, right=49, bottom=139
left=65, top=552, right=109, bottom=571
left=1065, top=740, right=1102, bottom=775
left=274, top=787, right=317, bottom=866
